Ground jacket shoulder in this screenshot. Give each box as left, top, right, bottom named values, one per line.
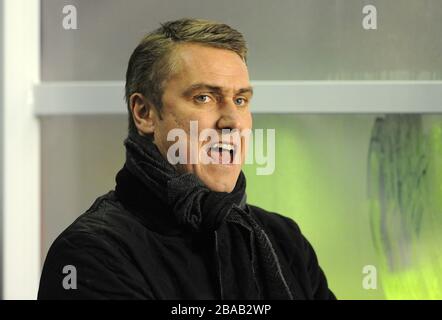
left=38, top=191, right=153, bottom=299
left=57, top=191, right=142, bottom=243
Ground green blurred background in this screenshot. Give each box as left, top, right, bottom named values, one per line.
left=243, top=114, right=442, bottom=299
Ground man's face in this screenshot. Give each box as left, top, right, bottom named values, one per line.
left=153, top=43, right=253, bottom=192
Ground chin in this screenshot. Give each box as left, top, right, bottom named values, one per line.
left=198, top=170, right=238, bottom=193
left=189, top=164, right=241, bottom=193
left=204, top=180, right=235, bottom=193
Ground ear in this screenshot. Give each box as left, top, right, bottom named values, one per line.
left=129, top=93, right=158, bottom=135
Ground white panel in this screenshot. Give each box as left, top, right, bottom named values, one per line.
left=35, top=82, right=125, bottom=115
left=2, top=0, right=40, bottom=299
left=34, top=81, right=442, bottom=115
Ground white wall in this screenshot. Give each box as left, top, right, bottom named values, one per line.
left=0, top=0, right=5, bottom=299
left=1, top=0, right=40, bottom=299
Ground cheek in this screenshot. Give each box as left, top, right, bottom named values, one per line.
left=167, top=108, right=194, bottom=132
left=159, top=112, right=200, bottom=165
left=154, top=112, right=183, bottom=155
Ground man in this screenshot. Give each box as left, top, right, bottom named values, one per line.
left=38, top=18, right=335, bottom=300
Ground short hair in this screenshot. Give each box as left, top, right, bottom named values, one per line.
left=124, top=18, right=248, bottom=133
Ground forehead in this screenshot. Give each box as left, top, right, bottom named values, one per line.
left=167, top=43, right=250, bottom=91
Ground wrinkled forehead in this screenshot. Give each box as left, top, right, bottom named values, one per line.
left=166, top=43, right=250, bottom=93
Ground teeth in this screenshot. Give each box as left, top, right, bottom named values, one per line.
left=211, top=143, right=235, bottom=151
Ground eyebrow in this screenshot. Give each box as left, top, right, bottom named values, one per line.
left=182, top=83, right=254, bottom=97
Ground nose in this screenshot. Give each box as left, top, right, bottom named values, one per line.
left=216, top=100, right=242, bottom=132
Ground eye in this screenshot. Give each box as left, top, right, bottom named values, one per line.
left=234, top=97, right=247, bottom=106
left=194, top=94, right=212, bottom=104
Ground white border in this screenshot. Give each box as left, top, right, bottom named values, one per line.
left=2, top=0, right=41, bottom=299
left=34, top=80, right=442, bottom=115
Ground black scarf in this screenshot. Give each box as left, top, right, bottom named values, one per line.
left=122, top=131, right=295, bottom=300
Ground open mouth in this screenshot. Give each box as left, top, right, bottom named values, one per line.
left=206, top=142, right=237, bottom=165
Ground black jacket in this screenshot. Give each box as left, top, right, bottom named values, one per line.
left=38, top=166, right=335, bottom=300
